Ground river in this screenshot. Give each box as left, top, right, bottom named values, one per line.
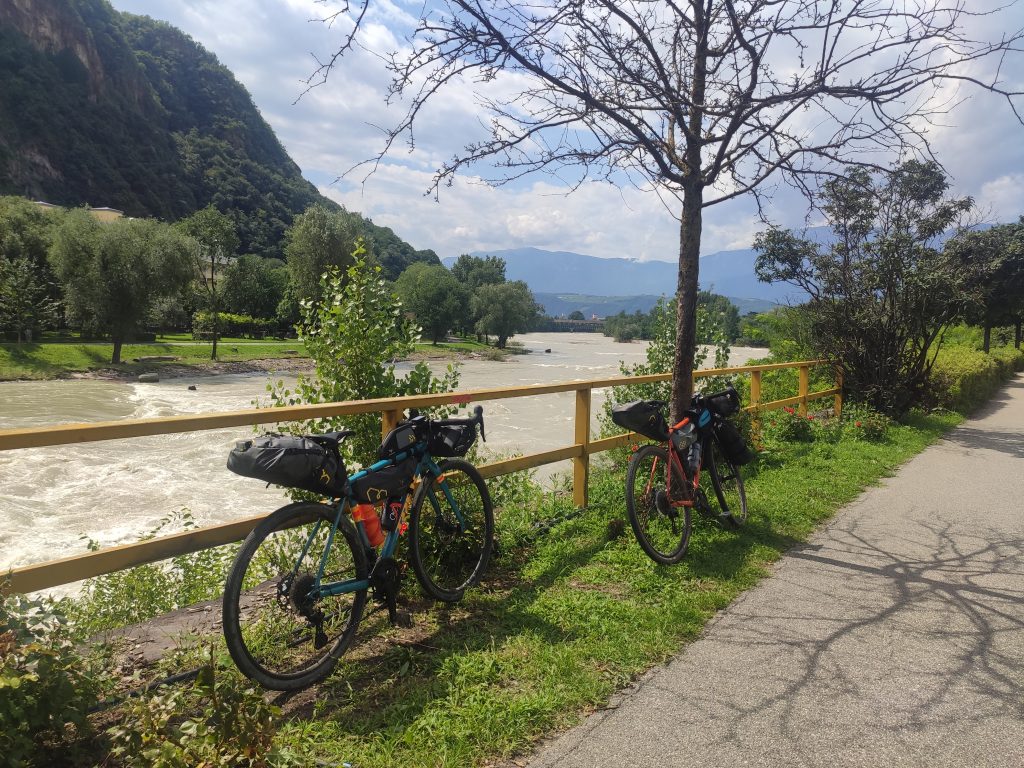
left=0, top=333, right=764, bottom=574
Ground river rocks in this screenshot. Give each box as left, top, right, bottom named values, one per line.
left=138, top=372, right=160, bottom=383
left=188, top=385, right=197, bottom=391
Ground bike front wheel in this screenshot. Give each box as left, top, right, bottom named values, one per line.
left=708, top=439, right=748, bottom=526
left=222, top=502, right=368, bottom=691
left=409, top=458, right=494, bottom=603
left=625, top=444, right=692, bottom=564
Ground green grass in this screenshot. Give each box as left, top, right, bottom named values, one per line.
left=55, top=410, right=960, bottom=765
left=0, top=340, right=308, bottom=380
left=259, top=411, right=958, bottom=766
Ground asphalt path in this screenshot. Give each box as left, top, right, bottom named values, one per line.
left=528, top=374, right=1024, bottom=768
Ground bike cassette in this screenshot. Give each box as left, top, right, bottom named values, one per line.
left=287, top=572, right=329, bottom=649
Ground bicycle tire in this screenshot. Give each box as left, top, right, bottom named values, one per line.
left=625, top=444, right=692, bottom=564
left=708, top=437, right=748, bottom=526
left=409, top=458, right=494, bottom=602
left=222, top=502, right=368, bottom=691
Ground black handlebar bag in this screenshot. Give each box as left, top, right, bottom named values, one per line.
left=227, top=434, right=348, bottom=496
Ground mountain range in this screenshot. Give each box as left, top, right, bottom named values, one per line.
left=0, top=0, right=437, bottom=275
left=442, top=244, right=810, bottom=315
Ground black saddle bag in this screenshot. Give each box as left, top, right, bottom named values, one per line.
left=227, top=433, right=347, bottom=497
left=611, top=400, right=670, bottom=441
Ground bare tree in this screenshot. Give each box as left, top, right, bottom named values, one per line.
left=314, top=0, right=1023, bottom=419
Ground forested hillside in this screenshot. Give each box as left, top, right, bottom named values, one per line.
left=0, top=0, right=437, bottom=271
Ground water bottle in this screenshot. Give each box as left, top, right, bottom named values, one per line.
left=351, top=502, right=385, bottom=547
left=671, top=422, right=697, bottom=456
left=686, top=441, right=703, bottom=475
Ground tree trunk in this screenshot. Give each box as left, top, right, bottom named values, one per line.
left=111, top=337, right=123, bottom=365
left=670, top=183, right=703, bottom=423
left=983, top=324, right=991, bottom=353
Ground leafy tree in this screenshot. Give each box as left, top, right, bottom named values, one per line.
left=0, top=257, right=59, bottom=342
left=945, top=220, right=1024, bottom=351
left=567, top=310, right=585, bottom=321
left=754, top=161, right=977, bottom=416
left=697, top=292, right=740, bottom=344
left=395, top=263, right=470, bottom=344
left=221, top=255, right=288, bottom=319
left=284, top=204, right=363, bottom=305
left=177, top=206, right=239, bottom=359
left=318, top=1, right=1023, bottom=422
left=49, top=210, right=194, bottom=363
left=0, top=197, right=56, bottom=271
left=268, top=246, right=459, bottom=466
left=450, top=254, right=507, bottom=335
left=472, top=281, right=542, bottom=349
left=450, top=254, right=506, bottom=291
left=604, top=297, right=731, bottom=418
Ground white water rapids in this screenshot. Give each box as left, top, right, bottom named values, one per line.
left=0, top=333, right=763, bottom=575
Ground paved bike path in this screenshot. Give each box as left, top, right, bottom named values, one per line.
left=528, top=374, right=1024, bottom=768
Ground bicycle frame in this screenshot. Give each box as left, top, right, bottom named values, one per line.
left=653, top=415, right=733, bottom=514
left=302, top=446, right=468, bottom=599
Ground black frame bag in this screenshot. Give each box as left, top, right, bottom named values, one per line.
left=611, top=400, right=670, bottom=441
left=350, top=457, right=418, bottom=504
left=714, top=420, right=755, bottom=466
left=227, top=434, right=347, bottom=496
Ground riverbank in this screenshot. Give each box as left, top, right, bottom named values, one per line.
left=0, top=337, right=516, bottom=382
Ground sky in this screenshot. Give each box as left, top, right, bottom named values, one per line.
left=111, top=0, right=1024, bottom=263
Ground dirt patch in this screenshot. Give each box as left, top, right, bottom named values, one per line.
left=66, top=357, right=318, bottom=382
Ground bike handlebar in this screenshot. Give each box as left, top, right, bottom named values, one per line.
left=420, top=405, right=487, bottom=442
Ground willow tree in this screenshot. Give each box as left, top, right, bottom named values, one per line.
left=315, top=0, right=1023, bottom=419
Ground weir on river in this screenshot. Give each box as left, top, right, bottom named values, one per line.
left=0, top=333, right=764, bottom=575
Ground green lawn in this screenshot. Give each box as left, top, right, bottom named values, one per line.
left=265, top=412, right=957, bottom=767
left=0, top=340, right=308, bottom=380
left=0, top=336, right=511, bottom=380
left=59, top=410, right=959, bottom=766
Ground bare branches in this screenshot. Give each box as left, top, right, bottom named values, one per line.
left=313, top=0, right=1022, bottom=208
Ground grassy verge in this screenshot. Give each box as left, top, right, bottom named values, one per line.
left=26, top=409, right=959, bottom=765
left=266, top=411, right=957, bottom=767
left=0, top=340, right=309, bottom=380
left=0, top=337, right=516, bottom=380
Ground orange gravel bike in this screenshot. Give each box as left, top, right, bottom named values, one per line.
left=613, top=387, right=752, bottom=565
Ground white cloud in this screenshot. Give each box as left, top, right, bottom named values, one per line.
left=113, top=0, right=1024, bottom=263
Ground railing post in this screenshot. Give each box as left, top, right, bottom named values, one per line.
left=573, top=388, right=591, bottom=509
left=834, top=366, right=844, bottom=419
left=749, top=370, right=762, bottom=444
left=798, top=365, right=810, bottom=416
left=381, top=409, right=401, bottom=442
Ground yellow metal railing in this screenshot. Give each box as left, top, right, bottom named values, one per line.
left=1, top=360, right=840, bottom=594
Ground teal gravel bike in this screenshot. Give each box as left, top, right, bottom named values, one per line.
left=222, top=406, right=493, bottom=690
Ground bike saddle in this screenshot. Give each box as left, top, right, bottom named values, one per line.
left=314, top=430, right=355, bottom=449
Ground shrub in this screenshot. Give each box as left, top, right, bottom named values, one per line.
left=107, top=654, right=291, bottom=767
left=62, top=510, right=237, bottom=638
left=760, top=406, right=815, bottom=442
left=267, top=248, right=460, bottom=467
left=929, top=344, right=1024, bottom=413
left=0, top=594, right=98, bottom=766
left=841, top=404, right=892, bottom=442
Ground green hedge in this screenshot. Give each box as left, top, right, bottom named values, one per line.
left=192, top=311, right=281, bottom=340
left=930, top=344, right=1024, bottom=413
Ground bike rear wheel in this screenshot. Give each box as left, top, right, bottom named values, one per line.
left=625, top=444, right=692, bottom=564
left=708, top=438, right=748, bottom=526
left=222, top=502, right=368, bottom=691
left=409, top=458, right=494, bottom=602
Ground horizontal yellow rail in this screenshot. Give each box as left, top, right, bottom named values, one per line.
left=1, top=360, right=839, bottom=594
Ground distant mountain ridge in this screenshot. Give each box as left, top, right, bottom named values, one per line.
left=443, top=243, right=812, bottom=307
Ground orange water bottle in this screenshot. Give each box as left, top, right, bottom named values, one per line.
left=351, top=503, right=385, bottom=547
